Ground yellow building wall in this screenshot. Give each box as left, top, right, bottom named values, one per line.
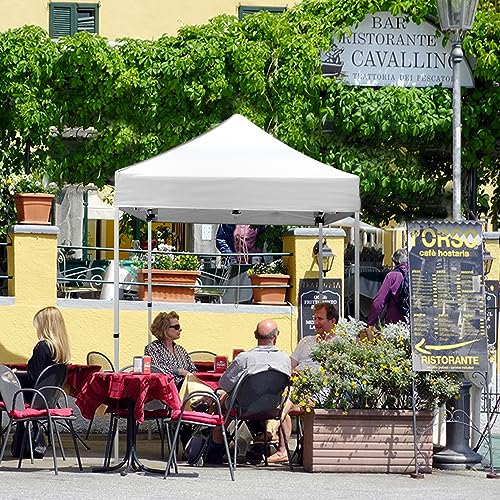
left=0, top=225, right=331, bottom=368
left=0, top=0, right=295, bottom=39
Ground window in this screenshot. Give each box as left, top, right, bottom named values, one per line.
left=238, top=6, right=285, bottom=20
left=49, top=3, right=99, bottom=38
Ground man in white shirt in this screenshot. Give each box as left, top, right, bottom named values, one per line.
left=291, top=301, right=339, bottom=371
left=207, top=319, right=291, bottom=464
left=268, top=301, right=339, bottom=463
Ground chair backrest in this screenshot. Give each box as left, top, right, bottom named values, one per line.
left=32, top=363, right=67, bottom=409
left=188, top=351, right=217, bottom=362
left=87, top=351, right=114, bottom=372
left=227, top=368, right=290, bottom=421
left=0, top=365, right=24, bottom=412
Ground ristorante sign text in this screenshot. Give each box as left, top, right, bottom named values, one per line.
left=321, top=12, right=474, bottom=88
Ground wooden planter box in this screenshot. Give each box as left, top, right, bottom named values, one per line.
left=303, top=409, right=433, bottom=474
left=137, top=269, right=200, bottom=303
left=14, top=193, right=54, bottom=225
left=249, top=274, right=289, bottom=304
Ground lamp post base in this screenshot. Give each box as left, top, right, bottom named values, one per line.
left=433, top=447, right=482, bottom=470
left=433, top=381, right=482, bottom=470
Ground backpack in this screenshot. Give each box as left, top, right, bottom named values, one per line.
left=184, top=431, right=211, bottom=466
left=396, top=267, right=410, bottom=317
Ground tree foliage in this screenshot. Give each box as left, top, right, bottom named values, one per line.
left=0, top=0, right=500, bottom=236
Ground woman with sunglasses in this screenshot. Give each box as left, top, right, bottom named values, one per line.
left=144, top=311, right=196, bottom=387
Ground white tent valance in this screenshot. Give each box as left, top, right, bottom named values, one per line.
left=114, top=114, right=360, bottom=224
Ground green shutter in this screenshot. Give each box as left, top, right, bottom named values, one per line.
left=49, top=4, right=75, bottom=38
left=238, top=6, right=285, bottom=20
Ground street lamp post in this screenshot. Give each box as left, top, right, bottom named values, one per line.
left=435, top=0, right=479, bottom=221
left=434, top=0, right=481, bottom=470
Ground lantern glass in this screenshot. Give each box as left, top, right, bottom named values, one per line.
left=435, top=0, right=479, bottom=31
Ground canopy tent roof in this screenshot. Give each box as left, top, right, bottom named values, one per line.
left=114, top=114, right=360, bottom=225
left=328, top=216, right=381, bottom=233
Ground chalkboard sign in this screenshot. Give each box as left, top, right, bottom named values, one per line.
left=408, top=221, right=488, bottom=372
left=298, top=278, right=342, bottom=339
left=485, top=280, right=498, bottom=347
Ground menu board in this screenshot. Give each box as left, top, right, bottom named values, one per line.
left=298, top=278, right=342, bottom=338
left=408, top=221, right=488, bottom=372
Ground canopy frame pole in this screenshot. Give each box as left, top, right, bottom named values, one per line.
left=317, top=215, right=324, bottom=295
left=146, top=212, right=154, bottom=343
left=354, top=212, right=360, bottom=321
left=112, top=206, right=121, bottom=463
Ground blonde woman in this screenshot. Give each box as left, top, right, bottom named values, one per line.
left=144, top=311, right=196, bottom=388
left=25, top=306, right=71, bottom=387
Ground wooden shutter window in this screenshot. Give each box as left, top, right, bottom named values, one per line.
left=49, top=4, right=74, bottom=38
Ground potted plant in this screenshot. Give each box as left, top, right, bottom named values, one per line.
left=134, top=252, right=200, bottom=302
left=291, top=320, right=462, bottom=473
left=7, top=172, right=58, bottom=225
left=247, top=258, right=290, bottom=305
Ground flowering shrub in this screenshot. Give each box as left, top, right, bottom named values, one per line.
left=132, top=252, right=199, bottom=271
left=290, top=320, right=461, bottom=412
left=6, top=172, right=57, bottom=196
left=247, top=257, right=287, bottom=276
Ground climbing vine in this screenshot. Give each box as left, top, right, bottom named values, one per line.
left=0, top=0, right=499, bottom=236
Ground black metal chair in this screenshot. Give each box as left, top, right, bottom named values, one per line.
left=0, top=363, right=82, bottom=474
left=84, top=351, right=114, bottom=440
left=224, top=368, right=293, bottom=470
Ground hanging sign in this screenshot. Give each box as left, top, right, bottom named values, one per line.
left=408, top=221, right=488, bottom=372
left=298, top=278, right=342, bottom=339
left=321, top=12, right=474, bottom=88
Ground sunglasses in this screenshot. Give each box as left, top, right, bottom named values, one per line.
left=168, top=324, right=181, bottom=330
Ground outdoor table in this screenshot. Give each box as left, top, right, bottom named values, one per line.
left=75, top=371, right=180, bottom=474
left=3, top=363, right=101, bottom=397
left=195, top=371, right=222, bottom=390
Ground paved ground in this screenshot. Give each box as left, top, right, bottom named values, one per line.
left=1, top=434, right=499, bottom=500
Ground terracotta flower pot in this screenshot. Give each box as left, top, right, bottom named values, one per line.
left=14, top=193, right=54, bottom=225
left=303, top=408, right=433, bottom=474
left=249, top=274, right=289, bottom=304
left=137, top=269, right=201, bottom=302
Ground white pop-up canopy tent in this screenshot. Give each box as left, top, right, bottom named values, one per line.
left=112, top=114, right=361, bottom=368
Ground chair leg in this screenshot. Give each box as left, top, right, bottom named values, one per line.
left=279, top=423, right=294, bottom=472
left=104, top=415, right=117, bottom=467
left=66, top=420, right=83, bottom=471
left=156, top=418, right=165, bottom=461
left=163, top=421, right=177, bottom=474
left=220, top=424, right=235, bottom=481
left=54, top=424, right=66, bottom=461
left=164, top=419, right=183, bottom=478
left=85, top=416, right=94, bottom=440
left=46, top=417, right=59, bottom=475
left=0, top=421, right=13, bottom=464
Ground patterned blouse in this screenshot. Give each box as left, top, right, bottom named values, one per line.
left=144, top=340, right=196, bottom=386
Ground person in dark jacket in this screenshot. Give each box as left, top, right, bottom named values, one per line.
left=367, top=248, right=408, bottom=327
left=24, top=306, right=71, bottom=388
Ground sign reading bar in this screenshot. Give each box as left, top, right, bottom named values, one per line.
left=321, top=12, right=474, bottom=89
left=298, top=278, right=342, bottom=338
left=408, top=221, right=488, bottom=372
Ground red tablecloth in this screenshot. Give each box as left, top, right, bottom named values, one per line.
left=193, top=360, right=215, bottom=371
left=75, top=371, right=182, bottom=424
left=3, top=363, right=100, bottom=396
left=196, top=371, right=222, bottom=390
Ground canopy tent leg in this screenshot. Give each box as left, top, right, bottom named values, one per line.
left=354, top=212, right=360, bottom=321
left=113, top=206, right=121, bottom=463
